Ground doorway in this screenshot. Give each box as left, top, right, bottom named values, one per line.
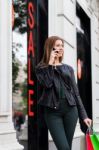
left=76, top=3, right=92, bottom=119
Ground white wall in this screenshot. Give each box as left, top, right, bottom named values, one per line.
left=0, top=1, right=23, bottom=149
left=91, top=7, right=99, bottom=132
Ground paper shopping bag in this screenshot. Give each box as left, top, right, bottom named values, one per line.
left=95, top=134, right=99, bottom=142
left=90, top=133, right=99, bottom=150
left=86, top=133, right=94, bottom=150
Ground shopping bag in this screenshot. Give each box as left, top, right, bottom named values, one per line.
left=90, top=133, right=99, bottom=150
left=95, top=134, right=99, bottom=142
left=86, top=133, right=94, bottom=150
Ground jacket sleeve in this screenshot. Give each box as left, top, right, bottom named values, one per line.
left=35, top=65, right=54, bottom=88
left=69, top=66, right=88, bottom=120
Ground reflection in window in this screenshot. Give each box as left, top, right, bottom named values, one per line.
left=12, top=0, right=27, bottom=146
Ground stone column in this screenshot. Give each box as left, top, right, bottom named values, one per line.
left=0, top=1, right=23, bottom=149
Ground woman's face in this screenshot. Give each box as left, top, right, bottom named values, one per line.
left=53, top=40, right=64, bottom=57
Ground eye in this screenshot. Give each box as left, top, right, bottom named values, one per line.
left=56, top=44, right=60, bottom=47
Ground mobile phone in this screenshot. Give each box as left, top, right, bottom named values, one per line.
left=53, top=48, right=58, bottom=53
left=53, top=48, right=55, bottom=51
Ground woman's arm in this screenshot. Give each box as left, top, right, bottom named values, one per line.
left=35, top=65, right=54, bottom=88
left=69, top=66, right=92, bottom=127
left=69, top=66, right=88, bottom=120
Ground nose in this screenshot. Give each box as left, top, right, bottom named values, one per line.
left=60, top=46, right=64, bottom=51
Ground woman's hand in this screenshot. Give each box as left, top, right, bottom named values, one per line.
left=48, top=49, right=59, bottom=65
left=83, top=118, right=92, bottom=127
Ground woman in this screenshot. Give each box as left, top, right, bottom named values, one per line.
left=35, top=36, right=92, bottom=150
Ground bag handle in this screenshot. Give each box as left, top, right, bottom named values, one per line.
left=86, top=125, right=96, bottom=135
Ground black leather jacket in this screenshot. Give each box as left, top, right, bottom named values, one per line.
left=35, top=63, right=88, bottom=121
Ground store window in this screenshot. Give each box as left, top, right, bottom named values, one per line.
left=27, top=0, right=48, bottom=150
left=76, top=3, right=92, bottom=119
left=12, top=0, right=27, bottom=148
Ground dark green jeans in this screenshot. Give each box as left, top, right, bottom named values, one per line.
left=44, top=99, right=78, bottom=150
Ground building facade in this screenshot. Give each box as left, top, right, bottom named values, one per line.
left=0, top=0, right=23, bottom=149
left=48, top=0, right=99, bottom=149
left=0, top=0, right=99, bottom=150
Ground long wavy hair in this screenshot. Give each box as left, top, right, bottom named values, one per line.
left=37, top=36, right=64, bottom=67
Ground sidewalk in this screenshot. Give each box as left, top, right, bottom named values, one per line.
left=16, top=130, right=28, bottom=150
left=19, top=140, right=27, bottom=150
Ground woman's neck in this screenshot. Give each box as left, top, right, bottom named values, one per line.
left=54, top=58, right=60, bottom=65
